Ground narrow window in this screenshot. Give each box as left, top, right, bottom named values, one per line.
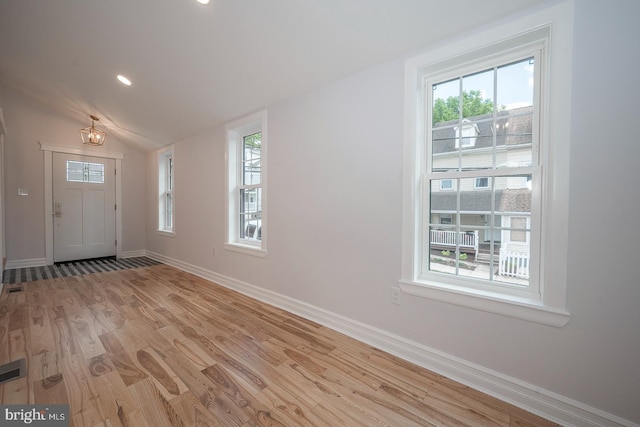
left=226, top=111, right=267, bottom=255
left=158, top=147, right=174, bottom=234
left=239, top=131, right=262, bottom=241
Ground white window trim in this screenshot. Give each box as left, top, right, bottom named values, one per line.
left=400, top=3, right=572, bottom=327
left=225, top=110, right=267, bottom=257
left=157, top=146, right=175, bottom=236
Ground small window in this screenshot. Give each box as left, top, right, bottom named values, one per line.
left=440, top=214, right=452, bottom=225
left=509, top=216, right=528, bottom=242
left=475, top=177, right=489, bottom=189
left=66, top=161, right=104, bottom=183
left=454, top=119, right=480, bottom=148
left=440, top=179, right=453, bottom=190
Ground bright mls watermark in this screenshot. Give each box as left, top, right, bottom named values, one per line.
left=1, top=405, right=69, bottom=426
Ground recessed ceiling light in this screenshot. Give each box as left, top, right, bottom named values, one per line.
left=196, top=0, right=210, bottom=4
left=117, top=74, right=132, bottom=86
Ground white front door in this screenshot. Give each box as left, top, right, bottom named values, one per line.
left=53, top=153, right=116, bottom=262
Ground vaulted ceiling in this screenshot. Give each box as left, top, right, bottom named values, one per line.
left=0, top=0, right=549, bottom=152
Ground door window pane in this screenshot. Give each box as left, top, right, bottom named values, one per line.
left=66, top=161, right=104, bottom=183
left=66, top=161, right=85, bottom=182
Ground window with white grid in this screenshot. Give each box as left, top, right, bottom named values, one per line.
left=423, top=52, right=540, bottom=296
left=158, top=147, right=174, bottom=234
left=226, top=111, right=267, bottom=256
left=401, top=17, right=572, bottom=326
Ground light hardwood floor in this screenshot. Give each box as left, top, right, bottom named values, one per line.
left=0, top=264, right=558, bottom=426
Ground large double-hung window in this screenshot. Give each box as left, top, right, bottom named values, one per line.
left=425, top=52, right=539, bottom=294
left=401, top=8, right=573, bottom=327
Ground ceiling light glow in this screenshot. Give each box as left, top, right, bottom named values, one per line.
left=196, top=0, right=210, bottom=4
left=117, top=74, right=132, bottom=86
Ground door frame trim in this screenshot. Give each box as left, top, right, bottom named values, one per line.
left=40, top=143, right=125, bottom=265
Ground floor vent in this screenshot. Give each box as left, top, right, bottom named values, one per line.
left=0, top=358, right=26, bottom=385
left=6, top=286, right=24, bottom=294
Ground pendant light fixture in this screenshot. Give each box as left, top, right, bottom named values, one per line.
left=80, top=114, right=107, bottom=146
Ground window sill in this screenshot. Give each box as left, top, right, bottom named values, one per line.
left=224, top=242, right=266, bottom=258
left=398, top=279, right=570, bottom=327
left=157, top=230, right=175, bottom=237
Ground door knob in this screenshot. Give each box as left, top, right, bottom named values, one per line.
left=55, top=202, right=61, bottom=217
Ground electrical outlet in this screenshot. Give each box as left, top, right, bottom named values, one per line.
left=391, top=286, right=401, bottom=305
left=212, top=247, right=216, bottom=256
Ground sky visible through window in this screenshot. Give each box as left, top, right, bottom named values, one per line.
left=433, top=58, right=534, bottom=111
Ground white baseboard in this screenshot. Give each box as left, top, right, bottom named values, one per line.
left=4, top=258, right=47, bottom=269
left=145, top=251, right=637, bottom=427
left=120, top=250, right=147, bottom=258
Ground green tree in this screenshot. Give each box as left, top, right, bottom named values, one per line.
left=432, top=90, right=497, bottom=125
left=244, top=131, right=261, bottom=148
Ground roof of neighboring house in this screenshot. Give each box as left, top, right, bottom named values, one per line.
left=432, top=106, right=533, bottom=155
left=431, top=188, right=531, bottom=214
left=498, top=189, right=531, bottom=212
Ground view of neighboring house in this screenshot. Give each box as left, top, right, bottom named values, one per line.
left=241, top=133, right=263, bottom=240
left=428, top=106, right=533, bottom=282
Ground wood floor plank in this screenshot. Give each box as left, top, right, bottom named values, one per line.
left=158, top=347, right=250, bottom=426
left=110, top=352, right=148, bottom=387
left=0, top=317, right=9, bottom=365
left=33, top=373, right=67, bottom=405
left=70, top=309, right=107, bottom=359
left=1, top=376, right=32, bottom=404
left=154, top=308, right=269, bottom=394
left=157, top=325, right=217, bottom=370
left=30, top=349, right=61, bottom=381
left=111, top=318, right=170, bottom=355
left=136, top=347, right=188, bottom=400
left=60, top=354, right=105, bottom=427
left=92, top=370, right=142, bottom=427
left=50, top=305, right=81, bottom=357
left=89, top=299, right=127, bottom=333
left=8, top=328, right=28, bottom=362
left=8, top=304, right=27, bottom=332
left=257, top=382, right=326, bottom=427
left=0, top=265, right=560, bottom=427
left=30, top=304, right=56, bottom=354
left=169, top=391, right=225, bottom=427
left=128, top=378, right=183, bottom=427
left=275, top=360, right=421, bottom=426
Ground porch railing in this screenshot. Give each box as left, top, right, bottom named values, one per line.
left=430, top=230, right=479, bottom=260
left=498, top=249, right=530, bottom=279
